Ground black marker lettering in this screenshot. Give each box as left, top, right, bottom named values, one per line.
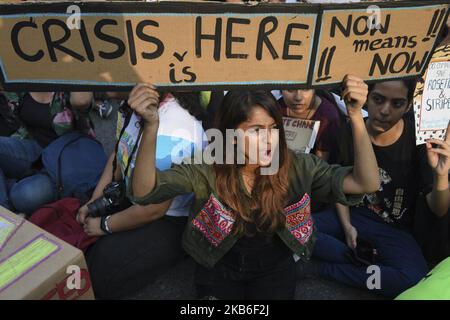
left=11, top=20, right=44, bottom=62
left=282, top=23, right=308, bottom=60
left=256, top=16, right=279, bottom=60
left=137, top=20, right=164, bottom=60
left=94, top=19, right=126, bottom=60
left=195, top=16, right=222, bottom=61
left=43, top=19, right=84, bottom=62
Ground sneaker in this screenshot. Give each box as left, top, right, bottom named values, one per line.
left=96, top=100, right=113, bottom=119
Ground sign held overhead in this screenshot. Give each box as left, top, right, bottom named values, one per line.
left=0, top=1, right=448, bottom=91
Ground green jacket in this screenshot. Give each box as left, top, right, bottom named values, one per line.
left=130, top=152, right=363, bottom=269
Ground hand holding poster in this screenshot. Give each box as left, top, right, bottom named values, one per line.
left=414, top=44, right=450, bottom=145
left=0, top=1, right=448, bottom=91
left=283, top=117, right=320, bottom=155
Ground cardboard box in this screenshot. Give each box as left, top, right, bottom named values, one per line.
left=0, top=206, right=95, bottom=300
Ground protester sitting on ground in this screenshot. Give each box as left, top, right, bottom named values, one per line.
left=76, top=91, right=206, bottom=299
left=278, top=89, right=341, bottom=161
left=411, top=23, right=450, bottom=264
left=0, top=91, right=94, bottom=215
left=311, top=78, right=450, bottom=298
left=128, top=75, right=380, bottom=300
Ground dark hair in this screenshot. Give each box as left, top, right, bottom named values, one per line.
left=213, top=90, right=291, bottom=236
left=170, top=92, right=206, bottom=123
left=368, top=78, right=417, bottom=104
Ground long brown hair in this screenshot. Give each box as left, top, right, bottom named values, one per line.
left=213, top=90, right=291, bottom=236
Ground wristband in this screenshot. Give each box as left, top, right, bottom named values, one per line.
left=100, top=215, right=112, bottom=234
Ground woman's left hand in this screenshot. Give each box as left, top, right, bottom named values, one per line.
left=426, top=122, right=450, bottom=176
left=341, top=74, right=368, bottom=118
left=83, top=217, right=106, bottom=237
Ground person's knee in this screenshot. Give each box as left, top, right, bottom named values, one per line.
left=9, top=174, right=56, bottom=215
left=386, top=267, right=428, bottom=297
left=403, top=266, right=428, bottom=288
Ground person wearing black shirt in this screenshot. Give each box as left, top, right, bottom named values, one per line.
left=311, top=79, right=450, bottom=298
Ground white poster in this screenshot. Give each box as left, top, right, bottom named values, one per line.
left=414, top=45, right=450, bottom=145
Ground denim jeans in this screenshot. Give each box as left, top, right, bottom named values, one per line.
left=0, top=137, right=56, bottom=214
left=311, top=206, right=428, bottom=298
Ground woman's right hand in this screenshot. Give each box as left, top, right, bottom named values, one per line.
left=127, top=83, right=160, bottom=126
left=344, top=224, right=358, bottom=249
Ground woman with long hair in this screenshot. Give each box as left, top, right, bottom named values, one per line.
left=128, top=75, right=380, bottom=299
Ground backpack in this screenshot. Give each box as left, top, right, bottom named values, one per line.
left=41, top=132, right=107, bottom=199
left=29, top=197, right=98, bottom=252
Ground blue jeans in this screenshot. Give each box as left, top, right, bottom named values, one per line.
left=0, top=137, right=56, bottom=214
left=312, top=206, right=428, bottom=298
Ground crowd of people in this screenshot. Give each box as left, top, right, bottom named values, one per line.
left=0, top=0, right=449, bottom=300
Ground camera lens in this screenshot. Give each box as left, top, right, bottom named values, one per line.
left=87, top=197, right=110, bottom=217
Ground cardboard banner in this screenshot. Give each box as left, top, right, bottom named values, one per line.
left=0, top=1, right=448, bottom=91
left=283, top=117, right=320, bottom=155
left=413, top=44, right=450, bottom=145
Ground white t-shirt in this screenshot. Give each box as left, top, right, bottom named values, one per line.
left=116, top=94, right=206, bottom=217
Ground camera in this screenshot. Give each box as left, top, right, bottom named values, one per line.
left=87, top=181, right=127, bottom=217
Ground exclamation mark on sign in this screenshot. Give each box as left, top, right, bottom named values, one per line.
left=316, top=46, right=336, bottom=83
left=422, top=9, right=446, bottom=42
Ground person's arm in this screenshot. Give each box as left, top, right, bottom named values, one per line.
left=336, top=203, right=357, bottom=249
left=425, top=122, right=450, bottom=218
left=426, top=175, right=449, bottom=218
left=340, top=75, right=380, bottom=194
left=128, top=84, right=160, bottom=199
left=70, top=92, right=93, bottom=112
left=107, top=199, right=173, bottom=232
left=83, top=199, right=173, bottom=236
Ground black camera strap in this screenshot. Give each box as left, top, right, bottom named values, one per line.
left=112, top=101, right=145, bottom=182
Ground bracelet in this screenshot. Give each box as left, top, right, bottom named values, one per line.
left=100, top=215, right=113, bottom=234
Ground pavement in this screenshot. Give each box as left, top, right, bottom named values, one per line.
left=90, top=101, right=382, bottom=300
